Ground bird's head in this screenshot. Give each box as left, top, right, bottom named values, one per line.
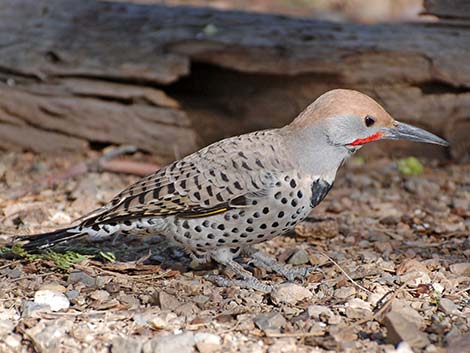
left=291, top=89, right=449, bottom=154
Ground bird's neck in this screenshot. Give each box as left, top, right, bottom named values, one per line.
left=280, top=124, right=349, bottom=184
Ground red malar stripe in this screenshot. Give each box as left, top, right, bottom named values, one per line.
left=347, top=132, right=383, bottom=146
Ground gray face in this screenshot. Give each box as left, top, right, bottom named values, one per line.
left=324, top=115, right=380, bottom=148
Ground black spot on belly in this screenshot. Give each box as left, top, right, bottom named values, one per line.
left=310, top=179, right=333, bottom=207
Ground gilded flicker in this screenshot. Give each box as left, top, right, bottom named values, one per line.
left=19, top=89, right=448, bottom=291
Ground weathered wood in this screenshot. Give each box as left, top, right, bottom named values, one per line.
left=0, top=83, right=197, bottom=160
left=0, top=0, right=469, bottom=161
left=423, top=0, right=470, bottom=20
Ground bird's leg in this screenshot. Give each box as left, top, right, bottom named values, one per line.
left=207, top=248, right=274, bottom=292
left=243, top=247, right=318, bottom=282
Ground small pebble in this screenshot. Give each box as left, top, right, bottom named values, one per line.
left=90, top=290, right=110, bottom=302
left=157, top=291, right=180, bottom=311
left=34, top=290, right=70, bottom=312
left=287, top=249, right=310, bottom=265
left=254, top=312, right=286, bottom=333
left=399, top=271, right=431, bottom=287
left=345, top=298, right=372, bottom=319
left=438, top=298, right=460, bottom=315
left=383, top=311, right=430, bottom=349
left=270, top=283, right=313, bottom=305
left=449, top=263, right=470, bottom=276
left=334, top=286, right=356, bottom=299
left=143, top=332, right=195, bottom=353
left=111, top=336, right=143, bottom=353
left=68, top=271, right=97, bottom=287
left=194, top=332, right=221, bottom=353
left=39, top=283, right=67, bottom=293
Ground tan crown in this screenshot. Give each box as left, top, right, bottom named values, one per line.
left=291, top=89, right=395, bottom=128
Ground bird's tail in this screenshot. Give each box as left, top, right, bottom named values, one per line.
left=19, top=227, right=84, bottom=252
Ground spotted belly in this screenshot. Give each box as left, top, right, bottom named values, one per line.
left=164, top=180, right=317, bottom=253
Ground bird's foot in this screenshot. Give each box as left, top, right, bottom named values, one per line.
left=246, top=248, right=320, bottom=282
left=276, top=265, right=319, bottom=282
left=208, top=248, right=275, bottom=292
left=206, top=274, right=274, bottom=293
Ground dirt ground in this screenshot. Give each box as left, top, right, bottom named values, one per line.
left=0, top=151, right=469, bottom=353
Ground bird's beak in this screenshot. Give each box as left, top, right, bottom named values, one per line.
left=381, top=121, right=449, bottom=146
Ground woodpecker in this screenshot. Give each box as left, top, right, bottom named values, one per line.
left=19, top=89, right=448, bottom=291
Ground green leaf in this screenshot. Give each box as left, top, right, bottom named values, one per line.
left=99, top=251, right=116, bottom=263
left=8, top=243, right=90, bottom=270
left=45, top=250, right=91, bottom=270
left=0, top=247, right=11, bottom=254
left=397, top=157, right=424, bottom=176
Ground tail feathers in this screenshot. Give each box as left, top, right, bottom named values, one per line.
left=20, top=227, right=84, bottom=251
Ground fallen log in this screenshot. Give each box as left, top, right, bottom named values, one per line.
left=0, top=0, right=468, bottom=161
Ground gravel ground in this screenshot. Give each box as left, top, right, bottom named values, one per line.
left=0, top=151, right=469, bottom=353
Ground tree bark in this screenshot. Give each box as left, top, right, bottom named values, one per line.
left=0, top=0, right=469, bottom=161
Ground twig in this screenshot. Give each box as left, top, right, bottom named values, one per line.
left=0, top=260, right=21, bottom=271
left=371, top=283, right=407, bottom=321
left=98, top=160, right=158, bottom=176
left=48, top=145, right=140, bottom=184
left=450, top=286, right=470, bottom=297
left=318, top=250, right=372, bottom=295
left=86, top=264, right=175, bottom=282
left=265, top=331, right=324, bottom=338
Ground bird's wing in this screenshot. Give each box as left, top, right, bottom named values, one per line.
left=81, top=130, right=290, bottom=225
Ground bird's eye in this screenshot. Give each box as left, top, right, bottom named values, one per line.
left=365, top=115, right=376, bottom=127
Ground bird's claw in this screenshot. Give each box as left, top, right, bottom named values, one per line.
left=246, top=249, right=321, bottom=282
left=281, top=265, right=321, bottom=282
left=205, top=274, right=274, bottom=293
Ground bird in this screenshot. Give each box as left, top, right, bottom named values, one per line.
left=18, top=89, right=449, bottom=291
